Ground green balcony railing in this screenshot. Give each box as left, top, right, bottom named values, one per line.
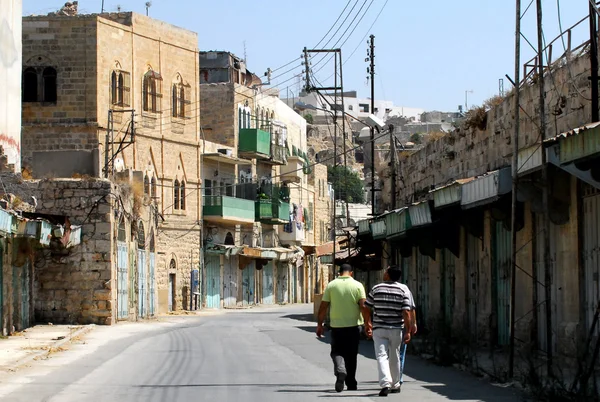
left=239, top=128, right=271, bottom=158
left=255, top=199, right=290, bottom=225
left=203, top=195, right=255, bottom=223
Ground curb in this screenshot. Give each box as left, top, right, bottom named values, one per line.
left=9, top=324, right=96, bottom=371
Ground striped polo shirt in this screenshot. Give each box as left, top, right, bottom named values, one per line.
left=365, top=282, right=414, bottom=329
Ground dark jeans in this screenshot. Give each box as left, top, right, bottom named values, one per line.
left=330, top=326, right=360, bottom=387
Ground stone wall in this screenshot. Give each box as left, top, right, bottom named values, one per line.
left=397, top=49, right=592, bottom=204
left=26, top=178, right=114, bottom=325
left=309, top=163, right=332, bottom=245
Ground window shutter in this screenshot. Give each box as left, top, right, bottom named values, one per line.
left=122, top=72, right=131, bottom=107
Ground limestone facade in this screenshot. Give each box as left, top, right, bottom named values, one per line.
left=21, top=12, right=202, bottom=315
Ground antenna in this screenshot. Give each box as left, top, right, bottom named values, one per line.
left=145, top=1, right=152, bottom=16
left=243, top=41, right=247, bottom=63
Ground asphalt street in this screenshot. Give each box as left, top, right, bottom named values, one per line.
left=0, top=305, right=526, bottom=401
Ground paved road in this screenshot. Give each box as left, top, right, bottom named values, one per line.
left=0, top=305, right=525, bottom=401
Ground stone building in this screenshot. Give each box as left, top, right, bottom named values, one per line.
left=199, top=51, right=330, bottom=308
left=21, top=11, right=202, bottom=316
left=356, top=21, right=599, bottom=387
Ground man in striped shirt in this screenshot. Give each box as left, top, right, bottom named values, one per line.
left=365, top=266, right=414, bottom=397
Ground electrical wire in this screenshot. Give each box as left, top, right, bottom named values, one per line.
left=317, top=0, right=389, bottom=83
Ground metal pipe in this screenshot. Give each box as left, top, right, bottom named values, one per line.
left=590, top=0, right=599, bottom=122
left=508, top=0, right=521, bottom=379
left=369, top=35, right=376, bottom=216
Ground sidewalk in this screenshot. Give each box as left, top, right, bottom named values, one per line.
left=0, top=324, right=94, bottom=372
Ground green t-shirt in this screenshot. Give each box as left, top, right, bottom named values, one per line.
left=322, top=276, right=366, bottom=328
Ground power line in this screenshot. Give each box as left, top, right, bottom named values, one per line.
left=318, top=0, right=388, bottom=82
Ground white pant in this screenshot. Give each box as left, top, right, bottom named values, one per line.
left=373, top=327, right=404, bottom=389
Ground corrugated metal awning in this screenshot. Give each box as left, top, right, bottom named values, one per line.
left=544, top=122, right=600, bottom=164
left=461, top=167, right=512, bottom=209
left=408, top=201, right=432, bottom=227
left=430, top=178, right=475, bottom=208
left=370, top=217, right=387, bottom=240
left=357, top=219, right=372, bottom=236
left=384, top=208, right=410, bottom=239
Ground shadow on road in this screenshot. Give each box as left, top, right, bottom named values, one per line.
left=291, top=324, right=523, bottom=401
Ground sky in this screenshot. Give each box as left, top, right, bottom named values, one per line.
left=23, top=0, right=589, bottom=112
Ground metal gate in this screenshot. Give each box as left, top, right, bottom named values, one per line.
left=242, top=264, right=255, bottom=305
left=262, top=262, right=274, bottom=304
left=223, top=257, right=237, bottom=308
left=117, top=241, right=129, bottom=319
left=137, top=250, right=147, bottom=318
left=276, top=262, right=288, bottom=304
left=466, top=232, right=479, bottom=337
left=416, top=253, right=429, bottom=330
left=292, top=265, right=298, bottom=303
left=492, top=221, right=511, bottom=346
left=206, top=254, right=221, bottom=309
left=149, top=252, right=156, bottom=316
left=583, top=189, right=600, bottom=336
left=441, top=248, right=456, bottom=329
left=168, top=274, right=174, bottom=312
left=534, top=214, right=558, bottom=352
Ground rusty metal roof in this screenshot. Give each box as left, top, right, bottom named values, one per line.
left=544, top=121, right=600, bottom=144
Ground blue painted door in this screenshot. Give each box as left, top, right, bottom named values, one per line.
left=149, top=252, right=156, bottom=316
left=242, top=264, right=255, bottom=305
left=117, top=242, right=128, bottom=319
left=206, top=255, right=221, bottom=309
left=262, top=262, right=274, bottom=304
left=137, top=250, right=147, bottom=318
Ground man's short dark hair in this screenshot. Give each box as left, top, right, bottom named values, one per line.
left=387, top=265, right=402, bottom=282
left=339, top=263, right=353, bottom=274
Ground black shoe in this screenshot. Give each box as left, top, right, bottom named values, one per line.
left=379, top=387, right=390, bottom=396
left=391, top=386, right=401, bottom=394
left=346, top=384, right=357, bottom=391
left=335, top=373, right=346, bottom=392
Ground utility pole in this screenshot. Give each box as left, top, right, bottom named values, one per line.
left=536, top=0, right=554, bottom=377
left=334, top=52, right=339, bottom=249
left=340, top=50, right=350, bottom=226
left=368, top=35, right=376, bottom=216
left=508, top=0, right=521, bottom=379
left=590, top=0, right=599, bottom=122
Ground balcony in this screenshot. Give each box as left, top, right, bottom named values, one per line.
left=238, top=128, right=271, bottom=159
left=279, top=223, right=305, bottom=243
left=262, top=143, right=287, bottom=165
left=280, top=155, right=304, bottom=183
left=203, top=195, right=255, bottom=225
left=255, top=199, right=290, bottom=225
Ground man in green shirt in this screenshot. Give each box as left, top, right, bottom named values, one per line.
left=317, top=264, right=371, bottom=393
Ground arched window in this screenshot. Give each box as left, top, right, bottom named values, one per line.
left=151, top=176, right=157, bottom=198
left=224, top=232, right=234, bottom=245
left=42, top=67, right=57, bottom=103
left=180, top=181, right=186, bottom=210
left=144, top=175, right=150, bottom=195
left=174, top=179, right=180, bottom=210
left=23, top=67, right=38, bottom=102
left=170, top=258, right=176, bottom=270
left=137, top=221, right=145, bottom=249
left=143, top=70, right=162, bottom=113
left=111, top=71, right=117, bottom=104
